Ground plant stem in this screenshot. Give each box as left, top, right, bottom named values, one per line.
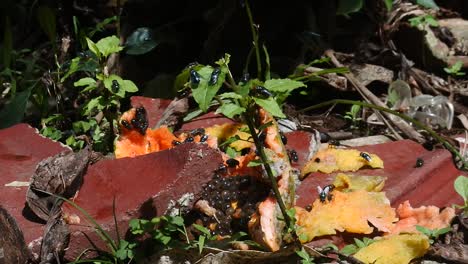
left=245, top=0, right=262, bottom=79
left=299, top=99, right=467, bottom=169
left=225, top=68, right=299, bottom=242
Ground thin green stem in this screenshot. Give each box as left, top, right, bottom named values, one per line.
left=226, top=69, right=299, bottom=242
left=299, top=99, right=467, bottom=169
left=245, top=0, right=262, bottom=79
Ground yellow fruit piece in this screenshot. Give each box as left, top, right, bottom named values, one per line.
left=333, top=173, right=386, bottom=192
left=296, top=190, right=396, bottom=243
left=205, top=123, right=252, bottom=151
left=301, top=148, right=384, bottom=176
left=354, top=234, right=430, bottom=264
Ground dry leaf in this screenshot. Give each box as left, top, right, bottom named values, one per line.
left=354, top=234, right=430, bottom=264
left=301, top=148, right=383, bottom=176
left=296, top=190, right=396, bottom=243
left=389, top=201, right=456, bottom=235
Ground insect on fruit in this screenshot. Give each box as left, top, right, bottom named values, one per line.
left=120, top=120, right=132, bottom=130
left=317, top=185, right=334, bottom=203
left=226, top=158, right=240, bottom=168
left=209, top=68, right=221, bottom=85
left=200, top=134, right=209, bottom=143
left=184, top=136, right=195, bottom=143
left=251, top=86, right=273, bottom=99
left=190, top=69, right=201, bottom=84
left=360, top=152, right=372, bottom=162
left=415, top=158, right=424, bottom=168
left=216, top=163, right=227, bottom=174
left=314, top=157, right=321, bottom=163
left=172, top=140, right=182, bottom=146
left=328, top=140, right=341, bottom=148
left=191, top=128, right=205, bottom=136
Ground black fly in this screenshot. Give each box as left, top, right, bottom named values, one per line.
left=288, top=149, right=298, bottom=162
left=190, top=69, right=201, bottom=85
left=209, top=68, right=221, bottom=85
left=200, top=134, right=209, bottom=143
left=318, top=185, right=334, bottom=203
left=280, top=132, right=287, bottom=145
left=120, top=120, right=132, bottom=130
left=190, top=128, right=205, bottom=137
left=415, top=158, right=424, bottom=168
left=111, top=80, right=120, bottom=93
left=226, top=158, right=240, bottom=168
left=251, top=86, right=273, bottom=99
left=360, top=152, right=372, bottom=162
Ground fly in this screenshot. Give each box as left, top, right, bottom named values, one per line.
left=288, top=149, right=298, bottom=162
left=200, top=134, right=209, bottom=143
left=226, top=158, right=240, bottom=168
left=190, top=69, right=201, bottom=85
left=415, top=158, right=424, bottom=168
left=209, top=68, right=221, bottom=85
left=111, top=80, right=120, bottom=93
left=251, top=86, right=273, bottom=99
left=120, top=120, right=132, bottom=130
left=280, top=132, right=287, bottom=145
left=360, top=152, right=372, bottom=162
left=317, top=184, right=334, bottom=203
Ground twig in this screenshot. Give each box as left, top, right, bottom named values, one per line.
left=324, top=49, right=425, bottom=143
left=245, top=0, right=262, bottom=79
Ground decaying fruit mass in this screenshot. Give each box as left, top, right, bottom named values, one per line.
left=114, top=106, right=458, bottom=262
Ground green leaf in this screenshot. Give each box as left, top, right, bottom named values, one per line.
left=454, top=176, right=468, bottom=202
left=219, top=92, right=243, bottom=100
left=337, top=0, right=363, bottom=15
left=125, top=27, right=159, bottom=55
left=95, top=35, right=123, bottom=58
left=295, top=248, right=311, bottom=262
left=384, top=0, right=393, bottom=11
left=226, top=147, right=238, bottom=158
left=215, top=103, right=246, bottom=118
left=253, top=97, right=286, bottom=118
left=264, top=78, right=306, bottom=93
left=191, top=66, right=226, bottom=112
left=433, top=227, right=451, bottom=237
left=0, top=86, right=33, bottom=129
left=40, top=127, right=63, bottom=141
left=247, top=159, right=263, bottom=167
left=416, top=0, right=439, bottom=10
left=193, top=224, right=211, bottom=237
left=340, top=244, right=358, bottom=256
left=354, top=238, right=366, bottom=248
left=416, top=225, right=432, bottom=236
left=198, top=235, right=206, bottom=254
left=74, top=77, right=96, bottom=87
left=61, top=57, right=81, bottom=82
left=37, top=6, right=56, bottom=43
left=322, top=243, right=339, bottom=251
left=83, top=96, right=105, bottom=115
left=86, top=38, right=101, bottom=58
left=170, top=216, right=185, bottom=227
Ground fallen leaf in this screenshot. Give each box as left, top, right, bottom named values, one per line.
left=389, top=201, right=456, bottom=235
left=296, top=190, right=396, bottom=243
left=332, top=173, right=386, bottom=192
left=301, top=148, right=383, bottom=176
left=354, top=234, right=430, bottom=264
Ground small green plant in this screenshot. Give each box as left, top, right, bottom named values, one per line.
left=41, top=35, right=138, bottom=152
left=296, top=247, right=315, bottom=264
left=340, top=237, right=375, bottom=256
left=344, top=104, right=363, bottom=129
left=415, top=225, right=451, bottom=244
left=129, top=215, right=188, bottom=248
left=444, top=61, right=466, bottom=76
left=409, top=14, right=439, bottom=28
left=453, top=175, right=468, bottom=212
